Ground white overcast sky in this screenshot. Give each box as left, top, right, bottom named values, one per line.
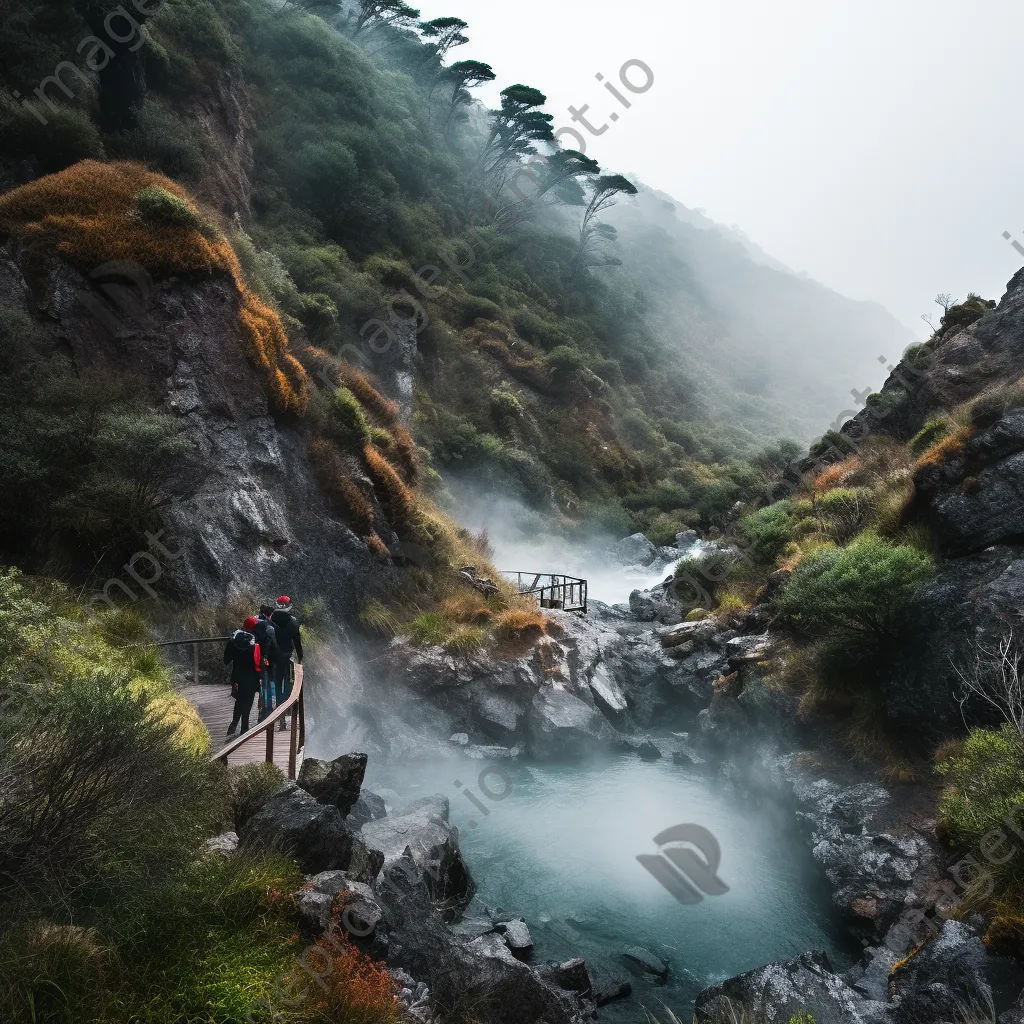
left=414, top=0, right=1024, bottom=335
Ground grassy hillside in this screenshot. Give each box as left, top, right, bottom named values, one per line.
left=0, top=0, right=864, bottom=558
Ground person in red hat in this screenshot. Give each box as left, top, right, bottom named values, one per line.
left=223, top=617, right=262, bottom=737
left=270, top=596, right=303, bottom=732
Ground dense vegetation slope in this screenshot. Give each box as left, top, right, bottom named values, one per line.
left=1, top=0, right=907, bottom=567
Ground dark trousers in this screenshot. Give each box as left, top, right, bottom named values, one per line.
left=273, top=659, right=293, bottom=709
left=229, top=682, right=258, bottom=734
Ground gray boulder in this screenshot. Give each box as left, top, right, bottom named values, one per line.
left=204, top=831, right=238, bottom=857
left=379, top=855, right=591, bottom=1024
left=360, top=794, right=474, bottom=905
left=240, top=783, right=382, bottom=880
left=527, top=688, right=615, bottom=759
left=297, top=752, right=367, bottom=816
left=589, top=961, right=632, bottom=1005
left=297, top=871, right=384, bottom=939
left=694, top=950, right=887, bottom=1024
left=612, top=532, right=659, bottom=566
left=496, top=918, right=533, bottom=960
left=891, top=920, right=1024, bottom=1024
left=621, top=945, right=668, bottom=981
left=346, top=790, right=387, bottom=830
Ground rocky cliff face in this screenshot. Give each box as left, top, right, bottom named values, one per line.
left=0, top=241, right=411, bottom=618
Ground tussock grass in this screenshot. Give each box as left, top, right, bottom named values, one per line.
left=0, top=161, right=308, bottom=414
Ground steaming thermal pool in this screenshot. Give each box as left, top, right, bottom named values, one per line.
left=365, top=756, right=854, bottom=1021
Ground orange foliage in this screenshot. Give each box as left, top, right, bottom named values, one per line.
left=309, top=438, right=377, bottom=542
left=0, top=161, right=307, bottom=413
left=441, top=593, right=494, bottom=625
left=915, top=425, right=973, bottom=469
left=382, top=422, right=419, bottom=485
left=814, top=456, right=861, bottom=494
left=364, top=445, right=416, bottom=531
left=303, top=935, right=400, bottom=1024
left=492, top=607, right=546, bottom=641
left=338, top=364, right=399, bottom=425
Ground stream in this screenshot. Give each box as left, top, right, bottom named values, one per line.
left=365, top=755, right=855, bottom=1019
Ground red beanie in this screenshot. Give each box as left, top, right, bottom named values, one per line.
left=243, top=615, right=259, bottom=632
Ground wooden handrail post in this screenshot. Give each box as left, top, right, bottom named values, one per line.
left=288, top=701, right=299, bottom=780
left=192, top=643, right=199, bottom=686
left=265, top=713, right=275, bottom=764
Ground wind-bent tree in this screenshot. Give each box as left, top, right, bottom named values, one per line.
left=570, top=173, right=639, bottom=275
left=419, top=16, right=468, bottom=60
left=499, top=148, right=600, bottom=221
left=442, top=59, right=496, bottom=129
left=351, top=0, right=421, bottom=36
left=480, top=84, right=554, bottom=191
left=72, top=0, right=162, bottom=132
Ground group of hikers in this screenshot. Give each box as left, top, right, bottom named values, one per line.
left=222, top=595, right=303, bottom=737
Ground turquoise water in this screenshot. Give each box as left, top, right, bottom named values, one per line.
left=366, top=756, right=854, bottom=1020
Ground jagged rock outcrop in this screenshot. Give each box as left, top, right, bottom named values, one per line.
left=297, top=752, right=367, bottom=816
left=694, top=920, right=1024, bottom=1024
left=239, top=782, right=381, bottom=880
left=360, top=795, right=474, bottom=906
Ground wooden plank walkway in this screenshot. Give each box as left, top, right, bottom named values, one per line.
left=180, top=683, right=302, bottom=774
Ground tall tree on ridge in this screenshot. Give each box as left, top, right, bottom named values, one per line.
left=570, top=174, right=639, bottom=276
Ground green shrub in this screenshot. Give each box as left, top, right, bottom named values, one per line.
left=328, top=386, right=372, bottom=450
left=937, top=725, right=1024, bottom=906
left=459, top=294, right=502, bottom=325
left=670, top=548, right=733, bottom=607
left=814, top=486, right=873, bottom=543
left=773, top=533, right=933, bottom=636
left=969, top=380, right=1024, bottom=429
left=134, top=185, right=206, bottom=231
left=738, top=502, right=795, bottom=565
left=0, top=97, right=104, bottom=173
left=107, top=104, right=207, bottom=180
left=227, top=762, right=287, bottom=832
left=937, top=725, right=1024, bottom=849
left=546, top=345, right=587, bottom=376
left=909, top=419, right=949, bottom=455
left=513, top=309, right=569, bottom=349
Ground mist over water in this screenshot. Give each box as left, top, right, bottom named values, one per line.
left=440, top=477, right=680, bottom=605
left=367, top=756, right=854, bottom=1021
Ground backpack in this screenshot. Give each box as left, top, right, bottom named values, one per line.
left=232, top=630, right=261, bottom=671
left=271, top=610, right=298, bottom=655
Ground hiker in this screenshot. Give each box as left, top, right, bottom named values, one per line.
left=270, top=595, right=303, bottom=732
left=252, top=604, right=280, bottom=723
left=224, top=617, right=262, bottom=737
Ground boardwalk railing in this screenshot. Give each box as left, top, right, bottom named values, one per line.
left=503, top=572, right=588, bottom=614
left=147, top=637, right=306, bottom=781
left=212, top=663, right=305, bottom=780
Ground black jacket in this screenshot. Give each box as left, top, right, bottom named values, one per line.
left=270, top=610, right=303, bottom=663
left=252, top=618, right=279, bottom=665
left=223, top=630, right=261, bottom=689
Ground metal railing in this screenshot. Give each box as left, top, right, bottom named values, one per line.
left=503, top=572, right=588, bottom=614
left=142, top=637, right=306, bottom=780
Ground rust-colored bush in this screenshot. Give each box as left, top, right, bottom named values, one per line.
left=383, top=422, right=419, bottom=484
left=338, top=364, right=399, bottom=425
left=492, top=607, right=546, bottom=641
left=814, top=456, right=861, bottom=494
left=915, top=425, right=973, bottom=469
left=300, top=934, right=401, bottom=1024
left=0, top=160, right=308, bottom=414
left=441, top=593, right=494, bottom=625
left=365, top=446, right=416, bottom=532
left=309, top=438, right=376, bottom=538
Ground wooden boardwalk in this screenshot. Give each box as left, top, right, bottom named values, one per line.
left=180, top=683, right=303, bottom=774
